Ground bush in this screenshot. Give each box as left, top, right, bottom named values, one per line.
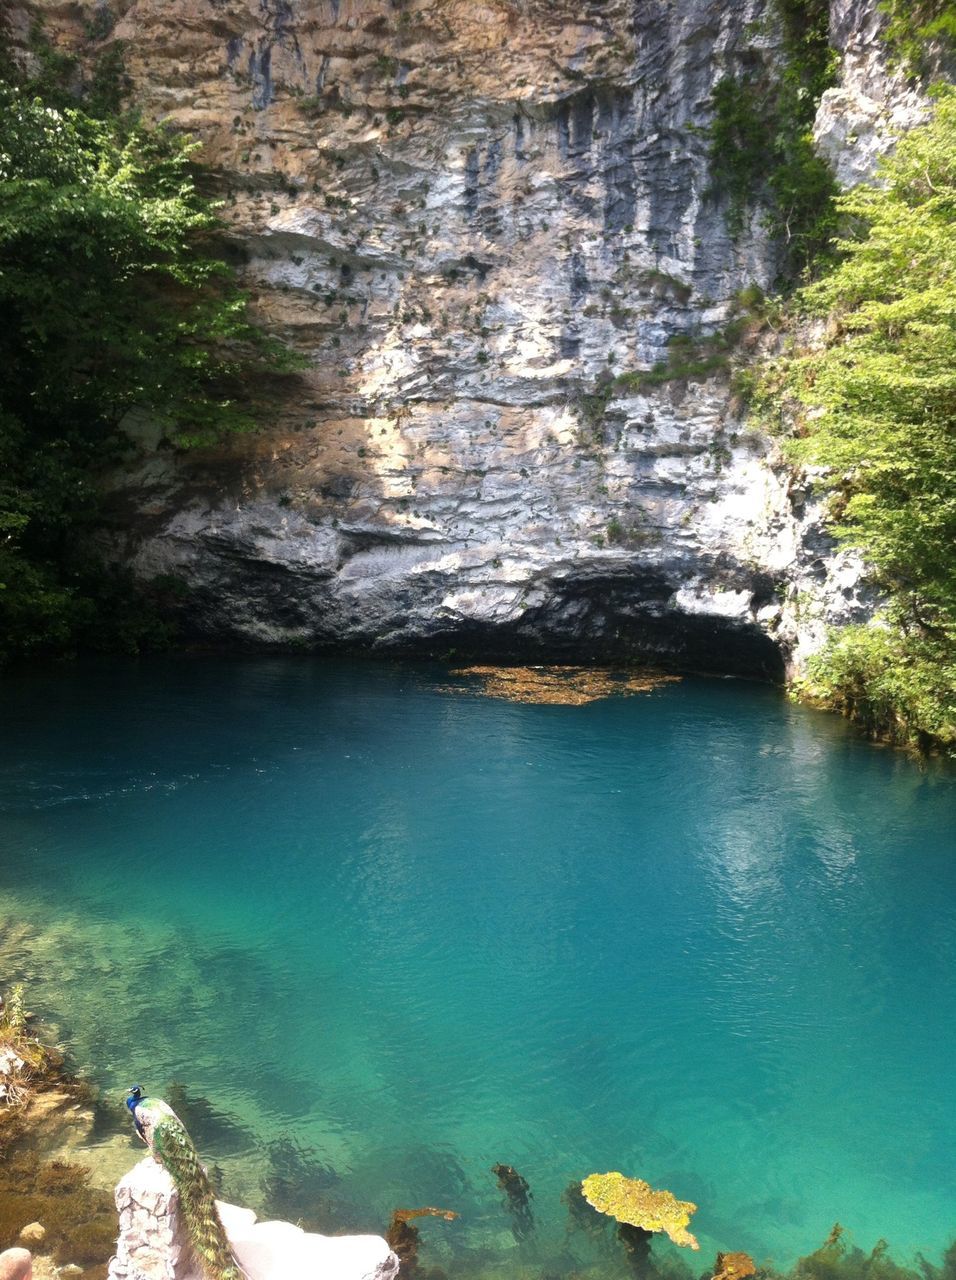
left=879, top=0, right=956, bottom=76
left=794, top=625, right=956, bottom=752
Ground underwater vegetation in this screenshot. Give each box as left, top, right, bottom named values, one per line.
left=445, top=666, right=681, bottom=705
left=261, top=1134, right=370, bottom=1235
left=0, top=984, right=113, bottom=1277
left=492, top=1163, right=534, bottom=1241
left=0, top=983, right=67, bottom=1107
left=581, top=1172, right=700, bottom=1250
left=263, top=1134, right=340, bottom=1214
left=163, top=1081, right=253, bottom=1158
left=0, top=1152, right=114, bottom=1280
left=3, top=987, right=956, bottom=1280
left=386, top=1206, right=459, bottom=1275
left=788, top=1227, right=956, bottom=1280
left=376, top=1165, right=956, bottom=1280
left=714, top=1251, right=758, bottom=1280
left=564, top=1178, right=610, bottom=1238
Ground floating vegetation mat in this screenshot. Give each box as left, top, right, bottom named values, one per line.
left=445, top=666, right=681, bottom=705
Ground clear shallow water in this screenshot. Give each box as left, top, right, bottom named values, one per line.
left=1, top=658, right=954, bottom=1277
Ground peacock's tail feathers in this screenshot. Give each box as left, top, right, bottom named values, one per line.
left=137, top=1098, right=243, bottom=1280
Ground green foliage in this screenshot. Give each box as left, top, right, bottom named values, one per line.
left=617, top=330, right=736, bottom=390
left=787, top=87, right=956, bottom=620
left=0, top=18, right=131, bottom=117
left=879, top=0, right=956, bottom=76
left=705, top=77, right=773, bottom=240
left=0, top=983, right=65, bottom=1091
left=616, top=294, right=778, bottom=393
left=794, top=624, right=955, bottom=752
left=704, top=0, right=839, bottom=274
left=0, top=61, right=298, bottom=661
left=764, top=86, right=956, bottom=752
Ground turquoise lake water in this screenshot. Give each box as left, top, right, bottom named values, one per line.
left=1, top=658, right=954, bottom=1278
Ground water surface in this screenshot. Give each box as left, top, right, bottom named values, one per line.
left=1, top=658, right=953, bottom=1276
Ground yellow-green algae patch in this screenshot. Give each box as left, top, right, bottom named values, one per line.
left=581, top=1172, right=700, bottom=1249
left=445, top=665, right=681, bottom=705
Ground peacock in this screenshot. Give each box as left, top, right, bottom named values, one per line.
left=126, top=1085, right=243, bottom=1280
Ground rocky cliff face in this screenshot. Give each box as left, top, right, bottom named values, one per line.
left=815, top=0, right=927, bottom=186
left=19, top=0, right=919, bottom=675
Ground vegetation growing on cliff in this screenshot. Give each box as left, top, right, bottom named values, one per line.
left=704, top=0, right=838, bottom=274
left=0, top=36, right=295, bottom=663
left=879, top=0, right=956, bottom=75
left=755, top=86, right=956, bottom=752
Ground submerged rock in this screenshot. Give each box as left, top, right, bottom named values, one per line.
left=107, top=1157, right=399, bottom=1280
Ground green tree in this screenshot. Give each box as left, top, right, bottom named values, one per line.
left=766, top=86, right=956, bottom=751
left=0, top=79, right=296, bottom=659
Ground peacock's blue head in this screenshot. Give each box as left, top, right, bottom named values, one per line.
left=126, top=1084, right=144, bottom=1115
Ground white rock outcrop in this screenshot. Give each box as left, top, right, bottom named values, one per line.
left=814, top=0, right=928, bottom=188
left=107, top=1158, right=399, bottom=1280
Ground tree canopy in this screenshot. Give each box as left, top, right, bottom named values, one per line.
left=761, top=85, right=956, bottom=751
left=0, top=72, right=294, bottom=660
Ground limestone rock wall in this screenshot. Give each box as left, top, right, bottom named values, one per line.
left=15, top=0, right=908, bottom=675
left=814, top=0, right=927, bottom=186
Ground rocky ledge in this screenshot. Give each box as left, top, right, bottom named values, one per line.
left=107, top=1158, right=399, bottom=1280
left=1, top=1005, right=397, bottom=1280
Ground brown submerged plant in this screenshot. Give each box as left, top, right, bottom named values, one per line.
left=390, top=1208, right=459, bottom=1225
left=446, top=665, right=680, bottom=705
left=714, top=1251, right=758, bottom=1280
left=386, top=1207, right=459, bottom=1275
left=581, top=1172, right=700, bottom=1249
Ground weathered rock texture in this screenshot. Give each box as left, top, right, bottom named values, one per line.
left=814, top=0, right=928, bottom=186
left=108, top=1157, right=399, bottom=1280
left=15, top=0, right=919, bottom=675
left=0, top=1248, right=33, bottom=1280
